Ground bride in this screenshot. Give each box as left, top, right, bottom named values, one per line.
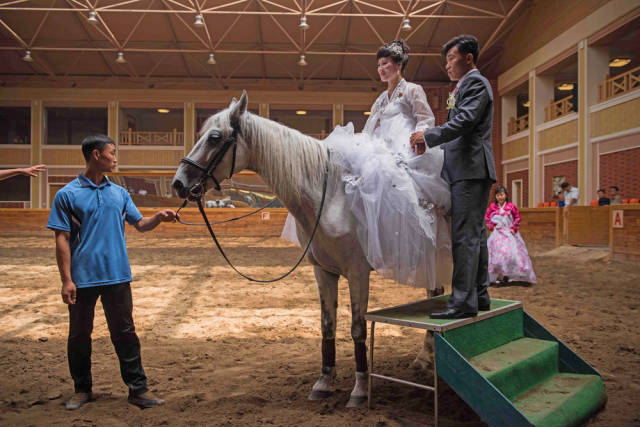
left=282, top=39, right=452, bottom=293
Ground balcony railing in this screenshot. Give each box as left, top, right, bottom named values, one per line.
left=507, top=114, right=529, bottom=136
left=119, top=129, right=184, bottom=146
left=599, top=65, right=640, bottom=102
left=545, top=95, right=574, bottom=122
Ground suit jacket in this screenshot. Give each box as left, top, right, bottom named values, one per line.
left=423, top=69, right=497, bottom=184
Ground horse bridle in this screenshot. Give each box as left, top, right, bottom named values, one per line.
left=180, top=122, right=240, bottom=200
left=177, top=120, right=331, bottom=283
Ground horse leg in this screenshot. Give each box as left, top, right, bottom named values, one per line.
left=346, top=270, right=370, bottom=408
left=412, top=287, right=443, bottom=370
left=309, top=266, right=339, bottom=400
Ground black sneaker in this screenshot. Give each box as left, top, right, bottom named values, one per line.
left=65, top=392, right=93, bottom=410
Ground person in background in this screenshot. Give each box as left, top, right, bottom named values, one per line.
left=597, top=189, right=610, bottom=206
left=560, top=182, right=579, bottom=206
left=0, top=164, right=46, bottom=181
left=485, top=185, right=536, bottom=286
left=47, top=134, right=176, bottom=411
left=610, top=186, right=623, bottom=204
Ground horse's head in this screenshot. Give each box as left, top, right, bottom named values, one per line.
left=173, top=90, right=251, bottom=200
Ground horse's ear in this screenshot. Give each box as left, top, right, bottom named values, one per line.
left=228, top=97, right=238, bottom=108
left=230, top=90, right=248, bottom=124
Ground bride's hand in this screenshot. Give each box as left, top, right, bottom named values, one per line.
left=410, top=131, right=425, bottom=155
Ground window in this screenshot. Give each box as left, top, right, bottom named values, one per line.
left=0, top=173, right=29, bottom=201
left=0, top=107, right=30, bottom=144
left=45, top=108, right=107, bottom=145
left=119, top=108, right=184, bottom=146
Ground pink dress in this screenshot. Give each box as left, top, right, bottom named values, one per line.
left=485, top=202, right=537, bottom=283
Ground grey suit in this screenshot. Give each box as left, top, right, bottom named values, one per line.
left=423, top=69, right=497, bottom=313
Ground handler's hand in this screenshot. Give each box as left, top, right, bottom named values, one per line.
left=410, top=131, right=426, bottom=155
left=62, top=280, right=77, bottom=305
left=24, top=164, right=47, bottom=177
left=157, top=209, right=177, bottom=222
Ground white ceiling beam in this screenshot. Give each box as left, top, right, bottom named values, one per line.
left=447, top=0, right=503, bottom=18
left=479, top=0, right=526, bottom=57
left=122, top=0, right=157, bottom=48
left=304, top=0, right=349, bottom=50
left=257, top=0, right=300, bottom=51
left=353, top=0, right=402, bottom=16
left=0, top=46, right=441, bottom=56
left=352, top=1, right=384, bottom=45
left=213, top=0, right=253, bottom=50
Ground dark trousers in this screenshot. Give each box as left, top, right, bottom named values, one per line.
left=68, top=282, right=147, bottom=396
left=448, top=179, right=492, bottom=312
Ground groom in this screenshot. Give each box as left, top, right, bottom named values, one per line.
left=410, top=34, right=496, bottom=319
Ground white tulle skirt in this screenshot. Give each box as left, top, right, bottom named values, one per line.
left=282, top=123, right=452, bottom=290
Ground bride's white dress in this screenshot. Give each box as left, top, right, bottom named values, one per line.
left=282, top=79, right=452, bottom=290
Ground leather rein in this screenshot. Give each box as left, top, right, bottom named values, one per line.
left=178, top=123, right=330, bottom=283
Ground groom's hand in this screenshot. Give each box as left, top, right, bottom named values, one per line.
left=410, top=131, right=426, bottom=155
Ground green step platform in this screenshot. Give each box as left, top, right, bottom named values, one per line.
left=432, top=296, right=607, bottom=427
left=366, top=296, right=607, bottom=427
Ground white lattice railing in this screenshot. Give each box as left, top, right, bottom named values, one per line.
left=599, top=65, right=640, bottom=102
left=119, top=129, right=184, bottom=146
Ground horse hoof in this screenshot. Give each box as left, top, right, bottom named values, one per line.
left=308, top=390, right=332, bottom=400
left=411, top=356, right=433, bottom=371
left=346, top=395, right=367, bottom=408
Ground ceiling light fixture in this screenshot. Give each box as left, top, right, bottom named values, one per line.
left=88, top=11, right=98, bottom=23
left=523, top=101, right=530, bottom=108
left=22, top=50, right=33, bottom=62
left=609, top=58, right=631, bottom=68
left=363, top=111, right=371, bottom=116
left=207, top=53, right=216, bottom=65
left=299, top=16, right=309, bottom=30
left=298, top=54, right=308, bottom=66
left=401, top=18, right=412, bottom=32
left=557, top=83, right=574, bottom=91
left=296, top=110, right=307, bottom=115
left=194, top=14, right=204, bottom=27
left=115, top=51, right=126, bottom=63
left=157, top=108, right=170, bottom=113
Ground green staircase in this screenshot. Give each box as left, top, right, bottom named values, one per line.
left=435, top=306, right=607, bottom=427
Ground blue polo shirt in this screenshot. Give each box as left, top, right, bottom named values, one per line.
left=47, top=173, right=143, bottom=288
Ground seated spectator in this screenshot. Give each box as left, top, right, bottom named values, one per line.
left=597, top=189, right=610, bottom=206
left=560, top=182, right=579, bottom=206
left=610, top=186, right=622, bottom=205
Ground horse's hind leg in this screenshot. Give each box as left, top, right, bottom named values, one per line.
left=346, top=269, right=371, bottom=408
left=309, top=266, right=339, bottom=400
left=412, top=287, right=444, bottom=370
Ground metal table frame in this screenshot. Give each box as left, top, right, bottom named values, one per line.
left=365, top=298, right=522, bottom=426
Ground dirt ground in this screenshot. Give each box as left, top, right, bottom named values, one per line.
left=0, top=233, right=638, bottom=426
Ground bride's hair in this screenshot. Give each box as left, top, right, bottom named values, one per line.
left=377, top=40, right=410, bottom=71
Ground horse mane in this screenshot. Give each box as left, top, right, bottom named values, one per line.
left=201, top=109, right=341, bottom=204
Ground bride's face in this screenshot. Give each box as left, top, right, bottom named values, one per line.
left=377, top=57, right=402, bottom=82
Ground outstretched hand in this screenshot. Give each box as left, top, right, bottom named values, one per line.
left=24, top=164, right=47, bottom=177
left=410, top=132, right=426, bottom=155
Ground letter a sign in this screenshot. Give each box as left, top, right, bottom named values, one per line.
left=612, top=210, right=624, bottom=228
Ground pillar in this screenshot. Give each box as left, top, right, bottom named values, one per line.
left=259, top=103, right=269, bottom=118
left=332, top=104, right=343, bottom=128
left=528, top=71, right=535, bottom=208
left=184, top=101, right=195, bottom=155
left=30, top=100, right=43, bottom=208
left=577, top=39, right=589, bottom=205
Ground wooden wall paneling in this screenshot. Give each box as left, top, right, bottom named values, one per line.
left=590, top=96, right=640, bottom=138
left=539, top=120, right=578, bottom=151
left=504, top=137, right=529, bottom=160
left=566, top=206, right=610, bottom=246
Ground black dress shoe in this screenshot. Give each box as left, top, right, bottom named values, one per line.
left=430, top=308, right=477, bottom=319
left=479, top=303, right=491, bottom=311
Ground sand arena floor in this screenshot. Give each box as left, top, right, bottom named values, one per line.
left=0, top=233, right=639, bottom=426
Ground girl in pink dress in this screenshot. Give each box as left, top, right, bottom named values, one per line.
left=485, top=186, right=537, bottom=285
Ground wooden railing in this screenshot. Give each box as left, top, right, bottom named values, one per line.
left=544, top=95, right=574, bottom=122
left=507, top=114, right=529, bottom=136
left=599, top=65, right=640, bottom=102
left=119, top=129, right=184, bottom=146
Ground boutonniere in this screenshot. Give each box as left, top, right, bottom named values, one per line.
left=398, top=92, right=403, bottom=98
left=446, top=92, right=456, bottom=110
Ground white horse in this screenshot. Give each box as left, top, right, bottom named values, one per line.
left=172, top=91, right=436, bottom=407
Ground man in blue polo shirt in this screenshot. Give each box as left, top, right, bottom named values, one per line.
left=47, top=134, right=176, bottom=410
